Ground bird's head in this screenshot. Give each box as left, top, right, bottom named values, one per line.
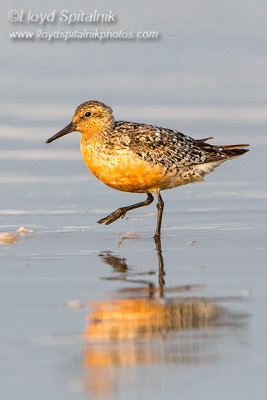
left=46, top=101, right=114, bottom=143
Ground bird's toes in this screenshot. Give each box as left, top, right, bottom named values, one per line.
left=97, top=217, right=107, bottom=224
left=104, top=217, right=118, bottom=225
left=105, top=210, right=126, bottom=224
left=97, top=209, right=126, bottom=225
left=97, top=215, right=113, bottom=224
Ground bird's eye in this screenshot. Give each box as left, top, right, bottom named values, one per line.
left=84, top=112, right=91, bottom=117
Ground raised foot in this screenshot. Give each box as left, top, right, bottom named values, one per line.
left=97, top=208, right=127, bottom=225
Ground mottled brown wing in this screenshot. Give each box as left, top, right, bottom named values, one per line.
left=114, top=121, right=249, bottom=170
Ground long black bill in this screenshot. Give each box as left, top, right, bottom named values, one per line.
left=46, top=122, right=76, bottom=144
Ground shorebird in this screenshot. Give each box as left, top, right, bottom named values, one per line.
left=46, top=101, right=249, bottom=238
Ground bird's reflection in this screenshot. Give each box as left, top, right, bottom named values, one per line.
left=83, top=237, right=248, bottom=379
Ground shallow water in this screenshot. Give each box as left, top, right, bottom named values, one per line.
left=1, top=0, right=267, bottom=399
left=1, top=117, right=266, bottom=400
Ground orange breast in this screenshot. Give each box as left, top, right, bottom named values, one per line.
left=80, top=139, right=168, bottom=193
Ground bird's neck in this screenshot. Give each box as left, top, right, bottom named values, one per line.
left=81, top=125, right=115, bottom=148
left=81, top=117, right=115, bottom=143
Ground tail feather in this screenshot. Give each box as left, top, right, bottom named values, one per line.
left=196, top=136, right=249, bottom=159
left=197, top=136, right=216, bottom=143
left=196, top=139, right=249, bottom=163
left=190, top=140, right=249, bottom=179
left=219, top=143, right=249, bottom=158
left=220, top=146, right=249, bottom=158
left=217, top=144, right=250, bottom=149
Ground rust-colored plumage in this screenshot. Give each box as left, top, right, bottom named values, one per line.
left=46, top=101, right=249, bottom=238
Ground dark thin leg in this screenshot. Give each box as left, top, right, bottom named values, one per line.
left=154, top=234, right=165, bottom=298
left=97, top=193, right=154, bottom=225
left=154, top=191, right=164, bottom=239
